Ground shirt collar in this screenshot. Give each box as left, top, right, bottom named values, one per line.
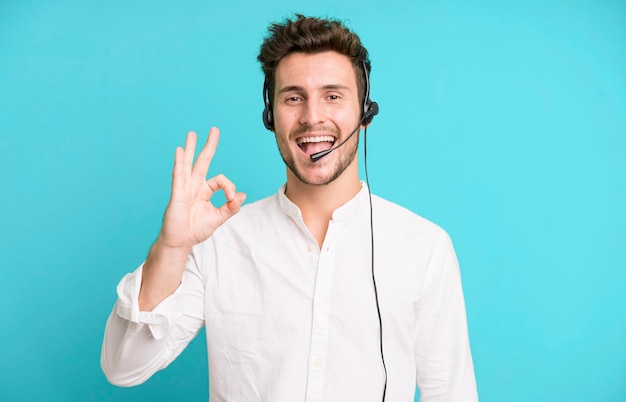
left=277, top=181, right=370, bottom=223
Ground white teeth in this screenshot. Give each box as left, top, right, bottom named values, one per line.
left=297, top=135, right=335, bottom=144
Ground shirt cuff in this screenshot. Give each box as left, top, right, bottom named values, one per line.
left=114, top=264, right=184, bottom=341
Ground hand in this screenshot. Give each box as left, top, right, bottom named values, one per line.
left=158, top=127, right=246, bottom=251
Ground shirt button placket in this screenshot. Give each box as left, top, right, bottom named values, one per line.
left=305, top=235, right=336, bottom=402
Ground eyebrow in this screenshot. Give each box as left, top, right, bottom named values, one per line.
left=277, top=84, right=351, bottom=94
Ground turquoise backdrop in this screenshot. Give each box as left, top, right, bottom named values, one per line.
left=1, top=0, right=625, bottom=401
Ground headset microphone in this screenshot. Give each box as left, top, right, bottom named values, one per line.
left=309, top=102, right=378, bottom=162
left=308, top=123, right=359, bottom=162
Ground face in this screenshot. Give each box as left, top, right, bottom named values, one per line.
left=272, top=51, right=362, bottom=186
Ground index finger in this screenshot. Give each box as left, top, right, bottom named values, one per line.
left=192, top=127, right=220, bottom=179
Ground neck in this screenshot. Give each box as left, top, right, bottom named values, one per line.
left=285, top=160, right=361, bottom=247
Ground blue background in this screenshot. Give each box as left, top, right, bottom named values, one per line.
left=1, top=0, right=625, bottom=401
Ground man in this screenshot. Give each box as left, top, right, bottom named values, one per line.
left=101, top=14, right=478, bottom=401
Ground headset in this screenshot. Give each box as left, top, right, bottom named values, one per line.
left=262, top=60, right=378, bottom=131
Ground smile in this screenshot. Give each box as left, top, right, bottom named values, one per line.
left=296, top=135, right=336, bottom=156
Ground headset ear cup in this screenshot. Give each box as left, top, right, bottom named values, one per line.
left=262, top=77, right=274, bottom=131
left=362, top=101, right=379, bottom=125
left=262, top=106, right=273, bottom=130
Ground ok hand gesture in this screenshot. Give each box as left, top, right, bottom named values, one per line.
left=159, top=128, right=246, bottom=250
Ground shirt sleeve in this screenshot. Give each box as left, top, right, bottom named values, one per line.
left=100, top=248, right=206, bottom=387
left=414, top=231, right=478, bottom=401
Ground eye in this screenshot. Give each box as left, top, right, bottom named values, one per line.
left=284, top=96, right=303, bottom=104
left=328, top=94, right=341, bottom=101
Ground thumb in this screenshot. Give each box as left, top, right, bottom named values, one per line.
left=217, top=192, right=247, bottom=222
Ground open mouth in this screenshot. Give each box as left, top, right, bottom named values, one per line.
left=297, top=135, right=336, bottom=156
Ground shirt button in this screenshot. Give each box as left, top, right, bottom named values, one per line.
left=312, top=358, right=322, bottom=368
left=307, top=244, right=315, bottom=252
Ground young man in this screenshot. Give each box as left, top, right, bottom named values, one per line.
left=101, top=15, right=478, bottom=402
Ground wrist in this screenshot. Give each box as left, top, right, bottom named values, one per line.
left=152, top=236, right=193, bottom=257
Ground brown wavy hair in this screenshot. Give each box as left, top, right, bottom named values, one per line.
left=257, top=14, right=371, bottom=109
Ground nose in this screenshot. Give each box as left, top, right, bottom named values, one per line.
left=299, top=98, right=325, bottom=126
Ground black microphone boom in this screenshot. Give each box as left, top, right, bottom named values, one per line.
left=309, top=123, right=362, bottom=162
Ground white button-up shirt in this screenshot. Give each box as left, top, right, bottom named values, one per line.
left=102, top=184, right=478, bottom=401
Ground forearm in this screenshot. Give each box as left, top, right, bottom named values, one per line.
left=139, top=239, right=191, bottom=311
